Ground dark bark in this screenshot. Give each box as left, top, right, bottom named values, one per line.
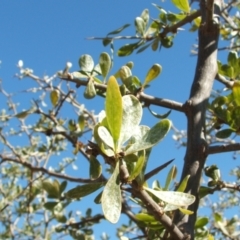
left=173, top=1, right=220, bottom=238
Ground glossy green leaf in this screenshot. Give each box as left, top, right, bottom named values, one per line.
left=143, top=64, right=162, bottom=87
left=216, top=129, right=233, bottom=139
left=79, top=54, right=94, bottom=72
left=164, top=165, right=177, bottom=190
left=84, top=80, right=96, bottom=99
left=102, top=161, right=121, bottom=223
left=177, top=175, right=190, bottom=192
left=99, top=52, right=111, bottom=79
left=90, top=156, right=102, bottom=179
left=148, top=107, right=171, bottom=119
left=204, top=165, right=221, bottom=181
left=78, top=115, right=85, bottom=131
left=98, top=126, right=114, bottom=150
left=195, top=217, right=209, bottom=228
left=135, top=17, right=145, bottom=36
left=125, top=119, right=171, bottom=155
left=171, top=0, right=190, bottom=12
left=103, top=38, right=112, bottom=47
left=232, top=81, right=240, bottom=105
left=44, top=202, right=58, bottom=211
left=50, top=90, right=59, bottom=106
left=65, top=183, right=103, bottom=199
left=119, top=95, right=143, bottom=146
left=144, top=187, right=195, bottom=208
left=106, top=23, right=130, bottom=36
left=106, top=76, right=122, bottom=149
left=128, top=151, right=145, bottom=181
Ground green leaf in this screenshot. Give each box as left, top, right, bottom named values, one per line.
left=195, top=217, right=209, bottom=228
left=135, top=213, right=156, bottom=222
left=60, top=181, right=67, bottom=194
left=50, top=90, right=59, bottom=107
left=44, top=202, right=58, bottom=211
left=148, top=107, right=171, bottom=119
left=98, top=126, right=114, bottom=150
left=103, top=38, right=112, bottom=47
left=232, top=81, right=240, bottom=105
left=78, top=115, right=85, bottom=131
left=144, top=187, right=195, bottom=209
left=179, top=207, right=194, bottom=215
left=151, top=38, right=159, bottom=51
left=161, top=36, right=174, bottom=48
left=15, top=110, right=31, bottom=119
left=106, top=76, right=122, bottom=149
left=84, top=79, right=96, bottom=99
left=79, top=54, right=94, bottom=72
left=136, top=42, right=152, bottom=54
left=102, top=161, right=121, bottom=223
left=119, top=95, right=143, bottom=145
left=99, top=52, right=111, bottom=79
left=143, top=64, right=162, bottom=87
left=118, top=42, right=143, bottom=57
left=119, top=66, right=132, bottom=85
left=65, top=183, right=103, bottom=199
left=177, top=175, right=190, bottom=192
left=135, top=17, right=145, bottom=36
left=125, top=119, right=171, bottom=155
left=171, top=0, right=190, bottom=12
left=128, top=151, right=145, bottom=181
left=125, top=61, right=134, bottom=69
left=199, top=186, right=213, bottom=199
left=89, top=156, right=102, bottom=179
left=42, top=180, right=60, bottom=198
left=140, top=9, right=149, bottom=26
left=106, top=23, right=130, bottom=36
left=216, top=129, right=233, bottom=139
left=164, top=165, right=177, bottom=190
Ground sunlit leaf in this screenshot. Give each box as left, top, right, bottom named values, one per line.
left=84, top=80, right=96, bottom=99
left=232, top=81, right=240, bottom=105
left=50, top=90, right=59, bottom=107
left=164, top=165, right=177, bottom=190
left=42, top=180, right=60, bottom=199
left=79, top=54, right=94, bottom=72
left=125, top=119, right=171, bottom=155
left=135, top=17, right=145, bottom=36
left=118, top=43, right=137, bottom=57
left=119, top=95, right=143, bottom=146
left=106, top=76, right=122, bottom=149
left=65, top=183, right=103, bottom=199
left=15, top=110, right=31, bottom=119
left=143, top=64, right=162, bottom=87
left=179, top=207, right=194, bottom=215
left=98, top=126, right=115, bottom=149
left=135, top=213, right=156, bottom=222
left=99, top=52, right=111, bottom=79
left=102, top=161, right=121, bottom=223
left=144, top=187, right=195, bottom=208
left=128, top=151, right=145, bottom=181
left=171, top=0, right=190, bottom=12
left=177, top=175, right=190, bottom=192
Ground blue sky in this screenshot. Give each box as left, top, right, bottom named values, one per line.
left=0, top=1, right=238, bottom=239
